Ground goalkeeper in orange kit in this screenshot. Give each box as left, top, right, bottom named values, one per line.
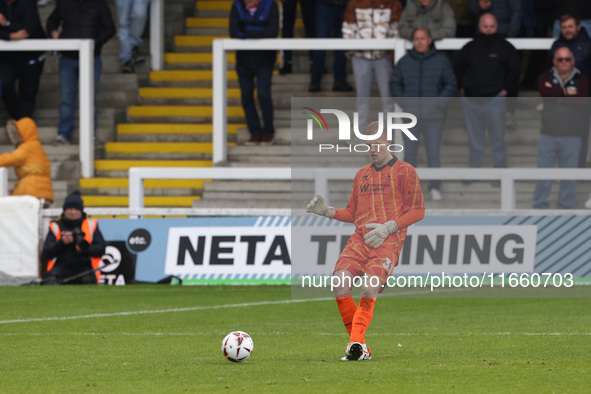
left=306, top=121, right=425, bottom=361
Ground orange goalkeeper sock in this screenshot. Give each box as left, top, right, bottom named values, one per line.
left=335, top=292, right=357, bottom=335
left=349, top=297, right=376, bottom=344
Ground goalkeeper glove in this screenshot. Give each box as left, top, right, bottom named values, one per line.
left=306, top=195, right=335, bottom=218
left=364, top=220, right=399, bottom=248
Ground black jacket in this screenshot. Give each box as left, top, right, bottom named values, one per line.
left=454, top=32, right=520, bottom=97
left=42, top=215, right=106, bottom=278
left=0, top=0, right=46, bottom=63
left=46, top=0, right=115, bottom=58
left=229, top=0, right=279, bottom=68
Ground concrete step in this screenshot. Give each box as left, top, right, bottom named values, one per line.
left=164, top=52, right=236, bottom=69
left=115, top=123, right=242, bottom=142
left=94, top=159, right=212, bottom=177
left=192, top=199, right=290, bottom=209
left=174, top=35, right=229, bottom=51
left=102, top=141, right=234, bottom=160
left=126, top=105, right=244, bottom=123
left=79, top=177, right=210, bottom=195
left=137, top=87, right=242, bottom=105
left=82, top=195, right=200, bottom=208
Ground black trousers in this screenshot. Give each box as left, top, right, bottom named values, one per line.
left=0, top=59, right=45, bottom=120
left=281, top=0, right=316, bottom=66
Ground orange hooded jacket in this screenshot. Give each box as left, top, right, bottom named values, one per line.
left=0, top=117, right=54, bottom=203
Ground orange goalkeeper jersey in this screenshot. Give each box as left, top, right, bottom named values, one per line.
left=333, top=157, right=425, bottom=240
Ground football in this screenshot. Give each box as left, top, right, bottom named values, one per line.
left=222, top=331, right=254, bottom=362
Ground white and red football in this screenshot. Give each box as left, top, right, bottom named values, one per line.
left=221, top=331, right=254, bottom=362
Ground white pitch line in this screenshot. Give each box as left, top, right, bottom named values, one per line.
left=0, top=298, right=332, bottom=325
left=1, top=331, right=590, bottom=336
left=0, top=288, right=445, bottom=326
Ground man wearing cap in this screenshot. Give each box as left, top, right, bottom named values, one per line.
left=42, top=191, right=106, bottom=284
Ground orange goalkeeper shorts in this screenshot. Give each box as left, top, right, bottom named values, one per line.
left=334, top=233, right=401, bottom=284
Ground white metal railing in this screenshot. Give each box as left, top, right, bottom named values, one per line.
left=0, top=167, right=7, bottom=197
left=0, top=1, right=163, bottom=178
left=212, top=37, right=555, bottom=164
left=0, top=39, right=95, bottom=178
left=127, top=167, right=591, bottom=214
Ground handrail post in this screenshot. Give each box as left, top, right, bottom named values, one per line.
left=128, top=168, right=143, bottom=219
left=150, top=0, right=164, bottom=71
left=212, top=39, right=228, bottom=165
left=500, top=169, right=515, bottom=211
left=0, top=167, right=8, bottom=197
left=79, top=39, right=94, bottom=178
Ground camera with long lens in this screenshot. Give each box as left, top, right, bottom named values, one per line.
left=72, top=228, right=85, bottom=246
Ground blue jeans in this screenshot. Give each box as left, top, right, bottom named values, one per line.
left=236, top=61, right=274, bottom=136
left=532, top=134, right=581, bottom=209
left=403, top=120, right=444, bottom=190
left=310, top=3, right=347, bottom=84
left=460, top=95, right=507, bottom=168
left=58, top=56, right=102, bottom=142
left=116, top=0, right=149, bottom=64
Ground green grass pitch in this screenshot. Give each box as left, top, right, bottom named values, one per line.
left=0, top=285, right=590, bottom=392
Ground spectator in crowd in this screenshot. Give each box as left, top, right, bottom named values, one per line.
left=47, top=0, right=116, bottom=145
left=454, top=13, right=519, bottom=169
left=548, top=14, right=591, bottom=80
left=0, top=0, right=46, bottom=120
left=279, top=0, right=316, bottom=75
left=0, top=117, right=53, bottom=207
left=309, top=0, right=352, bottom=93
left=42, top=191, right=106, bottom=285
left=447, top=0, right=476, bottom=37
left=115, top=0, right=149, bottom=73
left=343, top=0, right=402, bottom=135
left=520, top=0, right=554, bottom=90
left=552, top=0, right=591, bottom=39
left=548, top=14, right=591, bottom=167
left=533, top=47, right=589, bottom=209
left=390, top=28, right=456, bottom=201
left=230, top=0, right=279, bottom=146
left=398, top=0, right=456, bottom=41
left=468, top=0, right=522, bottom=37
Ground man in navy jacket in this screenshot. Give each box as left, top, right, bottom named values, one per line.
left=390, top=28, right=456, bottom=201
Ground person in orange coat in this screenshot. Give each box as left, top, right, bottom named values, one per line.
left=0, top=117, right=53, bottom=206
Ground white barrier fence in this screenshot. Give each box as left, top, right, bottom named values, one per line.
left=0, top=39, right=95, bottom=178
left=212, top=37, right=555, bottom=164
left=0, top=167, right=7, bottom=197
left=0, top=0, right=163, bottom=179
left=127, top=167, right=591, bottom=215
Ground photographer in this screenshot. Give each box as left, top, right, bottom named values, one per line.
left=42, top=191, right=106, bottom=285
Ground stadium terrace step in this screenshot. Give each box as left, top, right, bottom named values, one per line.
left=203, top=180, right=292, bottom=193
left=82, top=195, right=200, bottom=208
left=196, top=0, right=233, bottom=12
left=95, top=159, right=212, bottom=171
left=79, top=177, right=210, bottom=194
left=138, top=87, right=242, bottom=105
left=174, top=35, right=229, bottom=50
left=115, top=123, right=242, bottom=142
left=165, top=52, right=236, bottom=69
left=102, top=141, right=234, bottom=160
left=126, top=105, right=245, bottom=123
left=105, top=142, right=215, bottom=154
left=192, top=199, right=290, bottom=209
